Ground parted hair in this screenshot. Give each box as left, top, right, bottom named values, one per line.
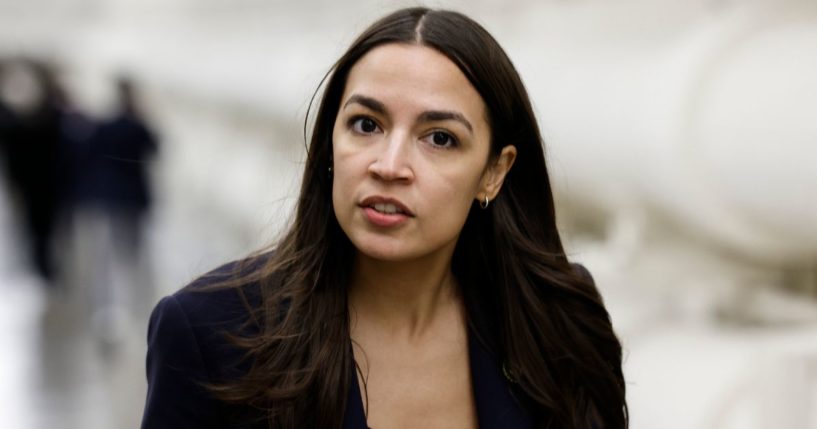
left=205, top=7, right=627, bottom=428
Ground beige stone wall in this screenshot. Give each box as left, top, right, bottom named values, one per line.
left=2, top=2, right=817, bottom=427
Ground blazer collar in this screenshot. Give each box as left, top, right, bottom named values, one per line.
left=342, top=331, right=534, bottom=429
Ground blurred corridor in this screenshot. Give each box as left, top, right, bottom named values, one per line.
left=0, top=171, right=144, bottom=428
left=0, top=156, right=257, bottom=428
left=1, top=0, right=817, bottom=428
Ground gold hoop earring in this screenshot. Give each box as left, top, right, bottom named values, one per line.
left=480, top=194, right=490, bottom=209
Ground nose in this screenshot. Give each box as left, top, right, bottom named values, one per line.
left=368, top=131, right=415, bottom=182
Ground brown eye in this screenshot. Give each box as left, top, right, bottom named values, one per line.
left=351, top=117, right=380, bottom=134
left=432, top=132, right=449, bottom=145
left=427, top=131, right=457, bottom=148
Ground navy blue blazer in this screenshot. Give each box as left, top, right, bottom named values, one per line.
left=141, top=262, right=536, bottom=428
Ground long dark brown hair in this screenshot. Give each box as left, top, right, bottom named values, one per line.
left=207, top=7, right=627, bottom=428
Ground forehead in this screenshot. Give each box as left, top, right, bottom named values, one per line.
left=342, top=43, right=487, bottom=123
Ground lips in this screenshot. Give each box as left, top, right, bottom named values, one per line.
left=358, top=196, right=414, bottom=228
left=359, top=196, right=415, bottom=217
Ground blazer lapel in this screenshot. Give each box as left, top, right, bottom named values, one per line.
left=342, top=333, right=535, bottom=429
left=343, top=361, right=369, bottom=429
left=469, top=333, right=534, bottom=429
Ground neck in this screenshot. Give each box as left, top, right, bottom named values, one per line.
left=348, top=251, right=460, bottom=340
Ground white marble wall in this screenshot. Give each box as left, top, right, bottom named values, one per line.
left=2, top=1, right=817, bottom=428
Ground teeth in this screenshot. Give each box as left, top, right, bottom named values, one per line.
left=373, top=203, right=401, bottom=214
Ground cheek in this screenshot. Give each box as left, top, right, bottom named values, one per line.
left=330, top=141, right=362, bottom=213
left=420, top=168, right=482, bottom=227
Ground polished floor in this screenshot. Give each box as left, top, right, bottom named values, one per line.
left=0, top=188, right=147, bottom=428
left=0, top=173, right=247, bottom=428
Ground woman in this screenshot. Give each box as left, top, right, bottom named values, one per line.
left=141, top=7, right=627, bottom=429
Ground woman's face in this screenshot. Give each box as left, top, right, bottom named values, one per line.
left=331, top=43, right=514, bottom=263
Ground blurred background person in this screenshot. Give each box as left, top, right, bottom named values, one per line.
left=0, top=58, right=63, bottom=285
left=73, top=75, right=158, bottom=345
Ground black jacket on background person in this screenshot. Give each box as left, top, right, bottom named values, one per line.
left=79, top=113, right=157, bottom=212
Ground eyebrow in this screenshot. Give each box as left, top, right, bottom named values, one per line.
left=344, top=94, right=386, bottom=115
left=418, top=111, right=473, bottom=134
left=343, top=94, right=474, bottom=134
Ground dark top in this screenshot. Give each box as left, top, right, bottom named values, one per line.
left=141, top=261, right=542, bottom=429
left=0, top=101, right=61, bottom=224
left=79, top=112, right=157, bottom=212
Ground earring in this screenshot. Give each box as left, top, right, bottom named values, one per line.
left=480, top=194, right=490, bottom=209
left=328, top=154, right=334, bottom=177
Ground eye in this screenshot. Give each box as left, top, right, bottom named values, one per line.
left=423, top=130, right=458, bottom=149
left=350, top=116, right=380, bottom=134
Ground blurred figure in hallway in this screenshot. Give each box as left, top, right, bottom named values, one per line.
left=74, top=75, right=158, bottom=345
left=0, top=58, right=64, bottom=284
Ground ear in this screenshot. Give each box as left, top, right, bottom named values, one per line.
left=477, top=145, right=516, bottom=202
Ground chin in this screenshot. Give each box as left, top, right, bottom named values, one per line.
left=352, top=239, right=418, bottom=262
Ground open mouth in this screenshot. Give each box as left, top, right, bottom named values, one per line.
left=370, top=202, right=406, bottom=215
left=359, top=196, right=414, bottom=217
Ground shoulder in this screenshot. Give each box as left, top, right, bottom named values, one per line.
left=142, top=256, right=273, bottom=427
left=570, top=262, right=595, bottom=285
left=172, top=258, right=264, bottom=330
left=148, top=255, right=271, bottom=380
